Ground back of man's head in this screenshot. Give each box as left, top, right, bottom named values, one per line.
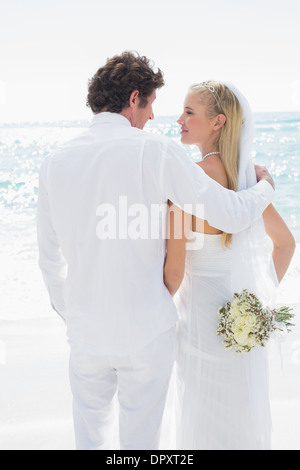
left=86, top=51, right=164, bottom=114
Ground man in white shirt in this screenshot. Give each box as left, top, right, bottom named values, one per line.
left=37, top=51, right=275, bottom=450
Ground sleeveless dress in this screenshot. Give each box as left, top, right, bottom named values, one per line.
left=175, top=233, right=272, bottom=450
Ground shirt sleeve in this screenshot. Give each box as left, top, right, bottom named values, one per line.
left=160, top=140, right=275, bottom=234
left=36, top=156, right=68, bottom=321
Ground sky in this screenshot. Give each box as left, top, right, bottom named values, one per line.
left=0, top=0, right=300, bottom=123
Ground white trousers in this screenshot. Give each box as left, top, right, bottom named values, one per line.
left=69, top=327, right=176, bottom=450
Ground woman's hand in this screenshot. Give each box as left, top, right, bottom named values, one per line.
left=255, top=165, right=275, bottom=190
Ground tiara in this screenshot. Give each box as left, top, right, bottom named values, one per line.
left=201, top=81, right=216, bottom=93
left=200, top=81, right=222, bottom=110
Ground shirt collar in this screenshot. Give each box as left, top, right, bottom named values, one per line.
left=90, top=112, right=131, bottom=128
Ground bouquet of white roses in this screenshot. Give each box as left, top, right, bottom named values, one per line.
left=217, top=289, right=295, bottom=354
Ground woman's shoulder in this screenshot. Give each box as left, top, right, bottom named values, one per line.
left=196, top=156, right=228, bottom=189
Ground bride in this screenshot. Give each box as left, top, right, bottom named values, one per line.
left=164, top=81, right=295, bottom=450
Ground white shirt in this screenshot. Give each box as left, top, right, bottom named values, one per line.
left=37, top=112, right=274, bottom=356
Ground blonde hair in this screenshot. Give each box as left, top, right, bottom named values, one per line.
left=189, top=81, right=243, bottom=248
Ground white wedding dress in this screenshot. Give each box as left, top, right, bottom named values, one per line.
left=175, top=232, right=272, bottom=450
left=172, top=82, right=278, bottom=450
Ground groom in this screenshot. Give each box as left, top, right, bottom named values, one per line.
left=37, top=51, right=275, bottom=450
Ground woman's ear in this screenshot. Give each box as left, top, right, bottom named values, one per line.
left=214, top=114, right=226, bottom=130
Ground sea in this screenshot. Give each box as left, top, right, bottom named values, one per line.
left=0, top=112, right=300, bottom=320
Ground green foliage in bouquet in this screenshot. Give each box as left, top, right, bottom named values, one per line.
left=217, top=289, right=295, bottom=354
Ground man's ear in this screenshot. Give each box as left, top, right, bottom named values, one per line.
left=129, top=90, right=140, bottom=108
left=214, top=114, right=226, bottom=130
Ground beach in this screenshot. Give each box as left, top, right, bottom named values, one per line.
left=0, top=244, right=299, bottom=450
left=0, top=310, right=299, bottom=450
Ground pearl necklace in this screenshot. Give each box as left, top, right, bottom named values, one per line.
left=202, top=151, right=220, bottom=161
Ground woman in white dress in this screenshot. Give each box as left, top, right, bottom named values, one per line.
left=163, top=81, right=295, bottom=450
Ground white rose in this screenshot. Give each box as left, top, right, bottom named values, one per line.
left=234, top=316, right=245, bottom=329
left=242, top=324, right=252, bottom=335
left=244, top=314, right=256, bottom=328
left=240, top=302, right=251, bottom=315
left=229, top=305, right=240, bottom=319
left=234, top=331, right=249, bottom=347
left=231, top=323, right=240, bottom=333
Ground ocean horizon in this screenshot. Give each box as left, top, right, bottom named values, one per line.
left=1, top=110, right=300, bottom=127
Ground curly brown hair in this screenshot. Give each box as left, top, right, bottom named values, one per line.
left=86, top=51, right=165, bottom=114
